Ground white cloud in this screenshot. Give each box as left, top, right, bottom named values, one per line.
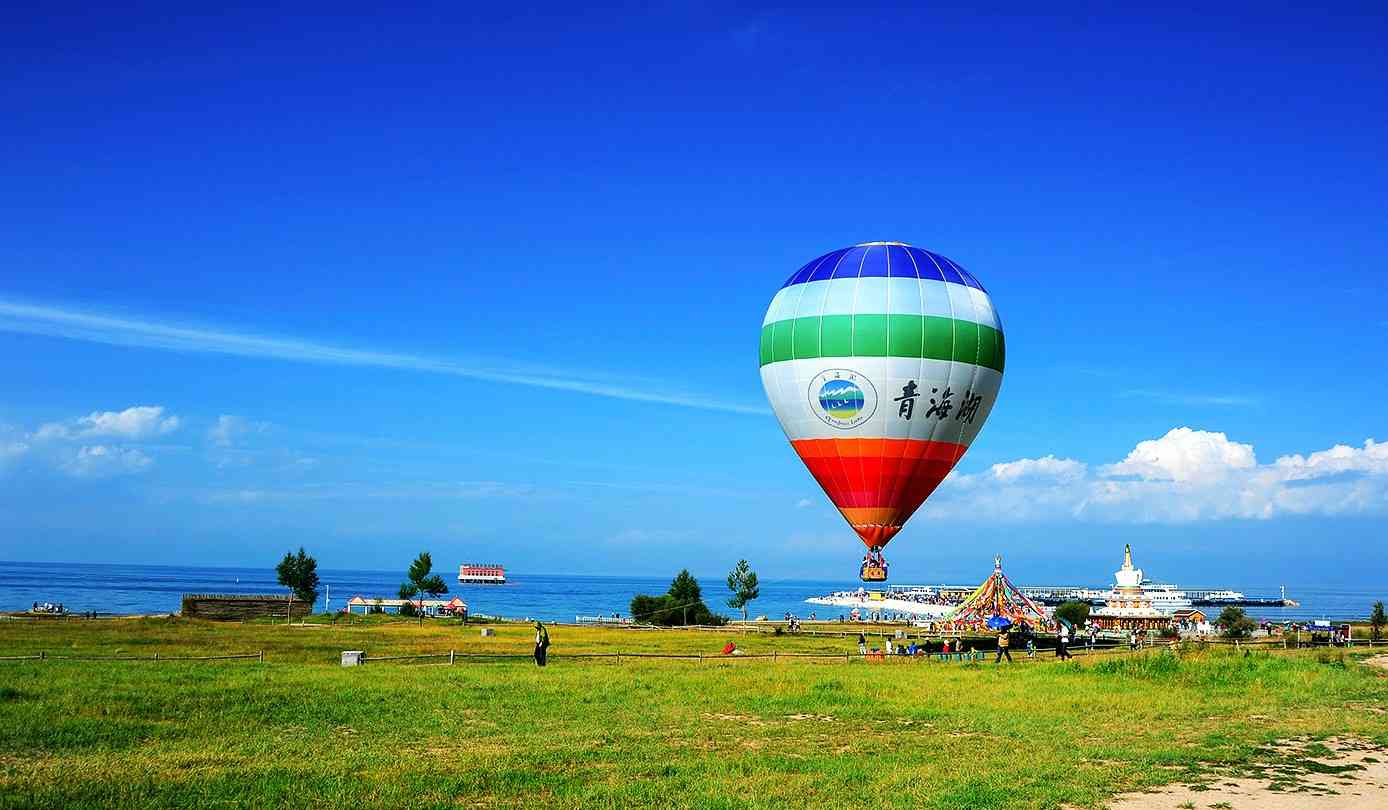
left=208, top=415, right=241, bottom=447
left=1103, top=427, right=1254, bottom=483
left=0, top=440, right=27, bottom=468
left=990, top=455, right=1088, bottom=483
left=795, top=498, right=814, bottom=509
left=1274, top=439, right=1388, bottom=479
left=930, top=428, right=1388, bottom=523
left=207, top=414, right=269, bottom=448
left=36, top=406, right=180, bottom=441
left=61, top=445, right=154, bottom=478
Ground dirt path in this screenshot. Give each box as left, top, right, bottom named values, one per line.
left=1104, top=737, right=1388, bottom=810
left=1363, top=654, right=1388, bottom=671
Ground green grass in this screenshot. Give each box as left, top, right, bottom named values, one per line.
left=0, top=618, right=1385, bottom=808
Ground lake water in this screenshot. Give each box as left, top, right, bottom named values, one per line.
left=0, top=560, right=1378, bottom=622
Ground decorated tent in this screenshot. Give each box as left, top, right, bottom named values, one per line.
left=948, top=556, right=1053, bottom=630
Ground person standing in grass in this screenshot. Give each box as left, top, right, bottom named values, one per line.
left=533, top=621, right=550, bottom=667
left=1056, top=625, right=1072, bottom=660
left=857, top=632, right=866, bottom=656
left=994, top=629, right=1012, bottom=664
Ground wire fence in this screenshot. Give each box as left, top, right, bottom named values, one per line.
left=0, top=651, right=264, bottom=663
left=347, top=635, right=1388, bottom=668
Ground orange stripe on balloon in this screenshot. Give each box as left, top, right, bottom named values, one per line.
left=792, top=437, right=965, bottom=460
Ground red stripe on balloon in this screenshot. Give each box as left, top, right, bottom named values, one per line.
left=790, top=438, right=968, bottom=549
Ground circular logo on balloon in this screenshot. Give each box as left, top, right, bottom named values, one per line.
left=809, top=369, right=877, bottom=429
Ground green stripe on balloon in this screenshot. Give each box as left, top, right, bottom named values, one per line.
left=759, top=314, right=1005, bottom=372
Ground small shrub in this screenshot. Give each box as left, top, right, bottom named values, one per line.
left=1094, top=651, right=1182, bottom=680
left=630, top=570, right=727, bottom=626
left=1315, top=650, right=1346, bottom=668
left=1217, top=607, right=1257, bottom=639
left=1054, top=601, right=1090, bottom=627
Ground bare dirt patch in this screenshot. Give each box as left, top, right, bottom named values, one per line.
left=1106, top=737, right=1388, bottom=810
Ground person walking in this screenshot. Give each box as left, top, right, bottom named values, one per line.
left=533, top=621, right=550, bottom=667
left=994, top=629, right=1013, bottom=664
left=857, top=632, right=867, bottom=656
left=1056, top=625, right=1072, bottom=660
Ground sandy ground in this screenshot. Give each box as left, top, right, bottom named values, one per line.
left=1104, top=735, right=1388, bottom=810
left=1104, top=655, right=1388, bottom=808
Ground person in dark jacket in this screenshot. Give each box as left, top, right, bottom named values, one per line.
left=1056, top=624, right=1073, bottom=660
left=534, top=621, right=550, bottom=667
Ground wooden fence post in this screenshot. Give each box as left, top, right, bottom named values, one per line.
left=259, top=650, right=264, bottom=663
left=449, top=649, right=455, bottom=665
left=40, top=651, right=46, bottom=661
left=153, top=652, right=159, bottom=661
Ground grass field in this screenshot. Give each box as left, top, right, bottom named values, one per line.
left=1, top=617, right=1386, bottom=809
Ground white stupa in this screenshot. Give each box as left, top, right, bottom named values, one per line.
left=1091, top=544, right=1169, bottom=630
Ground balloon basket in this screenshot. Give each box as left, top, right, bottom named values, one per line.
left=859, top=565, right=888, bottom=582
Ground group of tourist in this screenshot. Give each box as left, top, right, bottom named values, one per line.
left=858, top=632, right=1010, bottom=660
left=30, top=601, right=65, bottom=614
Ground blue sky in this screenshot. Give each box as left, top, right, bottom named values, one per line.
left=1, top=3, right=1385, bottom=587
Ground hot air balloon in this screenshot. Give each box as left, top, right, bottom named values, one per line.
left=759, top=242, right=1005, bottom=581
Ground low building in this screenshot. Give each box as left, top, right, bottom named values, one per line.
left=1172, top=608, right=1207, bottom=625
left=1089, top=545, right=1173, bottom=632
left=346, top=595, right=467, bottom=618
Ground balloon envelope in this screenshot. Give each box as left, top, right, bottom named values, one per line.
left=759, top=242, right=1005, bottom=551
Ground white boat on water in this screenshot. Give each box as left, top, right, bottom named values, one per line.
left=457, top=564, right=506, bottom=584
left=1197, top=589, right=1247, bottom=602
left=1137, top=580, right=1193, bottom=611
left=805, top=586, right=956, bottom=619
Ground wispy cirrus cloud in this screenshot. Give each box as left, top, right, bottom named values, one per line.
left=0, top=299, right=769, bottom=416
left=1118, top=388, right=1259, bottom=407
left=197, top=480, right=534, bottom=504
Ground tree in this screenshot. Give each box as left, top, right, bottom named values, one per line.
left=1371, top=601, right=1386, bottom=642
left=629, top=594, right=673, bottom=624
left=399, top=551, right=448, bottom=623
left=629, top=570, right=725, bottom=627
left=1054, top=600, right=1090, bottom=628
left=1217, top=606, right=1257, bottom=639
left=726, top=559, right=760, bottom=621
left=275, top=547, right=320, bottom=625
